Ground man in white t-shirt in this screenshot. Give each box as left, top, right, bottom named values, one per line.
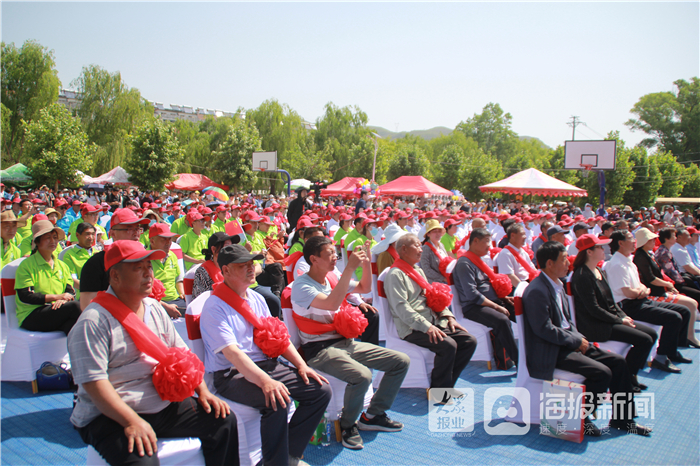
left=497, top=223, right=536, bottom=288
left=200, top=244, right=331, bottom=466
left=291, top=236, right=409, bottom=451
left=567, top=223, right=592, bottom=257
left=671, top=227, right=700, bottom=276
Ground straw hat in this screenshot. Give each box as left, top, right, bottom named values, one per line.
left=424, top=219, right=445, bottom=235
left=635, top=228, right=658, bottom=248
left=31, top=220, right=65, bottom=246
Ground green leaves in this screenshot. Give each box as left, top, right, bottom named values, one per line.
left=211, top=120, right=262, bottom=191
left=625, top=77, right=699, bottom=161
left=126, top=119, right=183, bottom=191
left=1, top=40, right=60, bottom=165
left=23, top=104, right=95, bottom=189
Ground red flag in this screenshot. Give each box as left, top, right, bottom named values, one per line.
left=225, top=220, right=244, bottom=236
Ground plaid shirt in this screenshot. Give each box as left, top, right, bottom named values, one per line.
left=654, top=244, right=683, bottom=284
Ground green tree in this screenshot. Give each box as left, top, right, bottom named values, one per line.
left=682, top=163, right=700, bottom=197
left=71, top=65, right=153, bottom=174
left=455, top=102, right=518, bottom=161
left=246, top=99, right=317, bottom=190
left=1, top=40, right=61, bottom=165
left=314, top=102, right=372, bottom=179
left=626, top=77, right=700, bottom=161
left=170, top=119, right=212, bottom=174
left=386, top=142, right=430, bottom=180
left=459, top=140, right=503, bottom=200
left=23, top=104, right=95, bottom=190
left=434, top=145, right=466, bottom=191
left=622, top=146, right=662, bottom=209
left=212, top=120, right=262, bottom=192
left=126, top=119, right=183, bottom=191
left=652, top=151, right=686, bottom=197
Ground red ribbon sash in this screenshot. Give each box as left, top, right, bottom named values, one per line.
left=390, top=258, right=453, bottom=313
left=292, top=272, right=368, bottom=339
left=453, top=234, right=470, bottom=254
left=387, top=245, right=399, bottom=260
left=212, top=283, right=290, bottom=359
left=427, top=241, right=456, bottom=279
left=463, top=250, right=513, bottom=298
left=92, top=292, right=204, bottom=402
left=201, top=259, right=223, bottom=286
left=505, top=245, right=539, bottom=281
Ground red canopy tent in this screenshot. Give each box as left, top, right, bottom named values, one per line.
left=320, top=177, right=365, bottom=197
left=165, top=174, right=229, bottom=192
left=479, top=168, right=587, bottom=197
left=379, top=176, right=452, bottom=196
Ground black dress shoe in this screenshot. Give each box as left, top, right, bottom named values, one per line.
left=669, top=352, right=693, bottom=364
left=631, top=375, right=648, bottom=391
left=609, top=420, right=652, bottom=436
left=688, top=341, right=700, bottom=349
left=583, top=416, right=601, bottom=437
left=651, top=358, right=682, bottom=373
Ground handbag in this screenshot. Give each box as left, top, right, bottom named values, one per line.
left=35, top=362, right=73, bottom=391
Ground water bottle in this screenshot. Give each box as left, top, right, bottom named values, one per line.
left=321, top=411, right=331, bottom=446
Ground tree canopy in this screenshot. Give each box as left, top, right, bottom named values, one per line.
left=23, top=104, right=96, bottom=189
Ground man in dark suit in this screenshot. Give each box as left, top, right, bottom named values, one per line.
left=521, top=241, right=651, bottom=437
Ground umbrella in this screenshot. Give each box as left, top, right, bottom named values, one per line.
left=0, top=163, right=32, bottom=187
left=202, top=186, right=229, bottom=201
left=290, top=179, right=311, bottom=190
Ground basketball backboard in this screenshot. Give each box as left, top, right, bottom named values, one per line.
left=252, top=151, right=277, bottom=172
left=564, top=140, right=616, bottom=170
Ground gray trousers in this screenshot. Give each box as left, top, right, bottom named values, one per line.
left=306, top=339, right=410, bottom=429
left=214, top=359, right=331, bottom=466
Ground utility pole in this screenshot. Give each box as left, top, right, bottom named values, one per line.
left=567, top=116, right=584, bottom=140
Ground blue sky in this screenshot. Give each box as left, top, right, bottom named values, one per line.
left=3, top=1, right=698, bottom=151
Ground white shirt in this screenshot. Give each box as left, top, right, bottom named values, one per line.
left=670, top=243, right=691, bottom=268
left=604, top=252, right=642, bottom=304
left=496, top=245, right=532, bottom=281
left=567, top=243, right=579, bottom=257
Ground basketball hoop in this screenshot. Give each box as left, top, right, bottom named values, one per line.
left=580, top=164, right=594, bottom=178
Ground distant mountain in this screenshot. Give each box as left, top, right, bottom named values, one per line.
left=369, top=125, right=551, bottom=149
left=369, top=126, right=454, bottom=141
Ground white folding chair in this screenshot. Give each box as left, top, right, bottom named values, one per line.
left=508, top=286, right=586, bottom=425
left=370, top=252, right=387, bottom=341
left=375, top=269, right=435, bottom=389
left=183, top=263, right=201, bottom=306
left=281, top=286, right=373, bottom=441
left=446, top=260, right=494, bottom=370
left=187, top=292, right=294, bottom=466
left=1, top=258, right=68, bottom=393
left=86, top=438, right=204, bottom=465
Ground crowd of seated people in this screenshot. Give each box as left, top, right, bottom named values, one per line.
left=6, top=184, right=700, bottom=461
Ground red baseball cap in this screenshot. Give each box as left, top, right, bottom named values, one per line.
left=688, top=227, right=699, bottom=235
left=111, top=208, right=150, bottom=227
left=339, top=213, right=353, bottom=221
left=575, top=233, right=612, bottom=252
left=104, top=240, right=167, bottom=270
left=31, top=214, right=49, bottom=225
left=245, top=210, right=262, bottom=222
left=187, top=211, right=205, bottom=226
left=215, top=205, right=229, bottom=213
left=444, top=219, right=461, bottom=229
left=72, top=200, right=82, bottom=206
left=149, top=223, right=178, bottom=239
left=81, top=204, right=101, bottom=214
left=296, top=218, right=314, bottom=229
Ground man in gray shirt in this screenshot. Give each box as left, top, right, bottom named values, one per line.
left=68, top=241, right=238, bottom=465
left=384, top=234, right=476, bottom=389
